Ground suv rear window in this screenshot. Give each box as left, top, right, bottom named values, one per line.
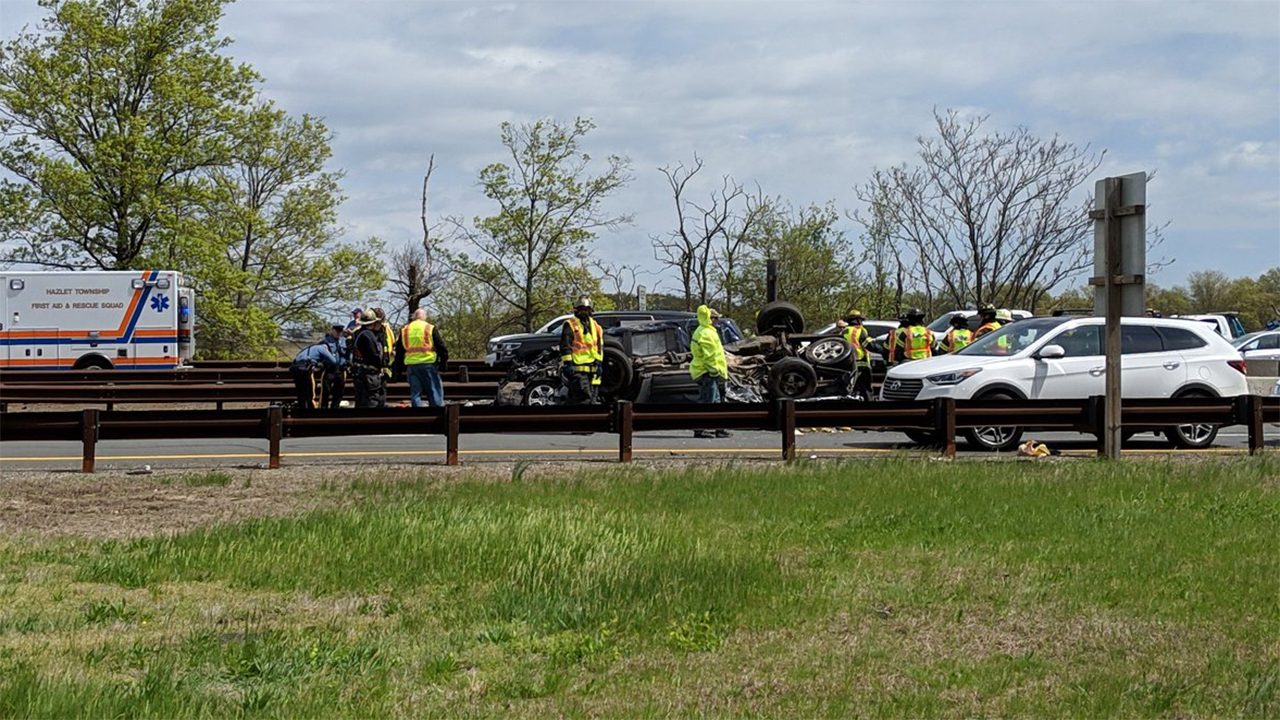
left=1156, top=326, right=1209, bottom=351
left=1121, top=325, right=1164, bottom=354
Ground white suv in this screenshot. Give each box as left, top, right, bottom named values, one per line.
left=880, top=316, right=1249, bottom=450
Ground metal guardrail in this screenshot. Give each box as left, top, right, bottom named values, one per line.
left=0, top=365, right=506, bottom=385
left=0, top=381, right=499, bottom=405
left=2, top=396, right=1275, bottom=473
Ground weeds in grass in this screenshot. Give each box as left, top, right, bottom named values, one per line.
left=81, top=598, right=136, bottom=625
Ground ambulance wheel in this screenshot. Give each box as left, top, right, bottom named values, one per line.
left=74, top=356, right=113, bottom=370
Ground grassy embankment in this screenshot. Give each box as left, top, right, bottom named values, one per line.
left=1, top=458, right=1277, bottom=718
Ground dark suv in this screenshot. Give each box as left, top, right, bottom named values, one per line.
left=485, top=310, right=697, bottom=366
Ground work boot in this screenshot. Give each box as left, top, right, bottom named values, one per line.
left=714, top=429, right=732, bottom=438
left=693, top=430, right=711, bottom=438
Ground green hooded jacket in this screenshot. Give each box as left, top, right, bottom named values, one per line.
left=690, top=305, right=728, bottom=380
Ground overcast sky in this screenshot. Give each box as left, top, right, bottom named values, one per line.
left=2, top=0, right=1278, bottom=294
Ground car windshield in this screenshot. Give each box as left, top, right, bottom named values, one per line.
left=1231, top=332, right=1263, bottom=349
left=927, top=314, right=966, bottom=333
left=956, top=317, right=1072, bottom=356
left=536, top=315, right=572, bottom=334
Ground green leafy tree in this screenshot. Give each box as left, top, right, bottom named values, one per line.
left=0, top=0, right=257, bottom=269
left=444, top=117, right=633, bottom=332
left=0, top=0, right=385, bottom=358
left=742, top=202, right=859, bottom=328
left=192, top=103, right=384, bottom=357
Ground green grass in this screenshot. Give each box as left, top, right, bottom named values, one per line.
left=1, top=457, right=1277, bottom=718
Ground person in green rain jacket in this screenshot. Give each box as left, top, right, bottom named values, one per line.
left=691, top=305, right=731, bottom=438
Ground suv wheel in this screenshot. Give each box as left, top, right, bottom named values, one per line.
left=903, top=429, right=940, bottom=447
left=756, top=301, right=805, bottom=335
left=1164, top=390, right=1220, bottom=449
left=768, top=357, right=817, bottom=399
left=962, top=391, right=1024, bottom=452
left=522, top=380, right=561, bottom=406
left=802, top=336, right=852, bottom=367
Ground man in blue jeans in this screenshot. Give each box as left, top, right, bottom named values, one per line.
left=399, top=308, right=450, bottom=407
left=690, top=305, right=731, bottom=438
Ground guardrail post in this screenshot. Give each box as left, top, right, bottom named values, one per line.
left=778, top=399, right=796, bottom=460
left=617, top=401, right=633, bottom=463
left=1246, top=394, right=1264, bottom=455
left=446, top=403, right=460, bottom=466
left=81, top=408, right=98, bottom=474
left=932, top=397, right=956, bottom=459
left=457, top=365, right=470, bottom=383
left=1088, top=395, right=1106, bottom=457
left=267, top=405, right=282, bottom=469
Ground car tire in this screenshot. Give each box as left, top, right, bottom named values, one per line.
left=962, top=391, right=1024, bottom=452
left=768, top=357, right=818, bottom=399
left=756, top=301, right=805, bottom=335
left=903, top=429, right=940, bottom=447
left=802, top=336, right=852, bottom=367
left=599, top=343, right=634, bottom=398
left=73, top=355, right=113, bottom=371
left=1164, top=390, right=1220, bottom=449
left=522, top=380, right=561, bottom=406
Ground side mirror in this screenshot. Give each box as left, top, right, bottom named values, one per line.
left=1037, top=344, right=1066, bottom=360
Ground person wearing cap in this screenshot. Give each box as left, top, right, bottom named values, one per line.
left=401, top=308, right=450, bottom=407
left=710, top=308, right=742, bottom=345
left=290, top=334, right=342, bottom=411
left=943, top=313, right=974, bottom=354
left=841, top=309, right=873, bottom=399
left=344, top=307, right=363, bottom=335
left=349, top=310, right=387, bottom=408
left=691, top=304, right=732, bottom=438
left=560, top=296, right=604, bottom=404
left=372, top=307, right=397, bottom=391
left=320, top=323, right=348, bottom=409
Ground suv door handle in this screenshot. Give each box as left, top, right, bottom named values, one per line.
left=1163, top=361, right=1181, bottom=370
left=1089, top=367, right=1105, bottom=376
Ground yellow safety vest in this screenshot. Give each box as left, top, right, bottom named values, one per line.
left=946, top=328, right=973, bottom=352
left=563, top=317, right=603, bottom=369
left=400, top=320, right=437, bottom=365
left=842, top=325, right=870, bottom=365
left=904, top=325, right=933, bottom=360
left=974, top=321, right=1001, bottom=339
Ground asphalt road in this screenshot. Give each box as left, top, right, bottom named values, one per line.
left=2, top=426, right=1276, bottom=472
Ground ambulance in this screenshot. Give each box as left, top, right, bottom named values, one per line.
left=0, top=270, right=195, bottom=370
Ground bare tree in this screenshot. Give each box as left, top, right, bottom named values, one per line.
left=387, top=157, right=444, bottom=320
left=652, top=155, right=747, bottom=311
left=713, top=184, right=773, bottom=318
left=592, top=259, right=652, bottom=310
left=856, top=109, right=1105, bottom=310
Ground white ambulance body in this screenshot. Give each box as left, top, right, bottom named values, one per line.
left=0, top=270, right=195, bottom=370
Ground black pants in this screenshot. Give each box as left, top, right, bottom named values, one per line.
left=321, top=369, right=345, bottom=409
left=291, top=366, right=321, bottom=410
left=352, top=369, right=385, bottom=409
left=564, top=370, right=598, bottom=405
left=852, top=364, right=873, bottom=399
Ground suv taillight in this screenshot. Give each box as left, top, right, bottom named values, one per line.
left=1227, top=359, right=1246, bottom=375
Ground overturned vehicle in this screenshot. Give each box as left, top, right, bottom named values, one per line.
left=495, top=302, right=870, bottom=406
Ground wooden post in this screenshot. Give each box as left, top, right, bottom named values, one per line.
left=267, top=405, right=282, bottom=469
left=81, top=408, right=98, bottom=474
left=457, top=365, right=470, bottom=383
left=446, top=403, right=460, bottom=466
left=216, top=401, right=224, bottom=411
left=1247, top=394, right=1264, bottom=455
left=933, top=397, right=956, bottom=459
left=779, top=399, right=796, bottom=460
left=617, top=401, right=633, bottom=462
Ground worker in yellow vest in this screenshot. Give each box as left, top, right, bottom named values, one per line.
left=400, top=308, right=449, bottom=407
left=943, top=313, right=974, bottom=353
left=841, top=308, right=874, bottom=399
left=559, top=296, right=604, bottom=404
left=890, top=308, right=935, bottom=361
